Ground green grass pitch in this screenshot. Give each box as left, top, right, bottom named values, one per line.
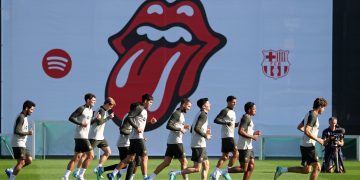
left=1, top=158, right=359, bottom=179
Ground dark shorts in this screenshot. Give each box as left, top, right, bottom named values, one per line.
left=165, top=144, right=186, bottom=159
left=191, top=147, right=208, bottom=163
left=12, top=147, right=30, bottom=160
left=74, top=139, right=92, bottom=153
left=129, top=139, right=147, bottom=156
left=89, top=139, right=109, bottom=149
left=222, top=137, right=236, bottom=153
left=118, top=147, right=141, bottom=166
left=238, top=149, right=254, bottom=164
left=300, top=146, right=318, bottom=166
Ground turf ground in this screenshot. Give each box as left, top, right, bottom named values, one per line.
left=0, top=159, right=359, bottom=180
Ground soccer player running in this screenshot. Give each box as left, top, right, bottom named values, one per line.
left=107, top=94, right=157, bottom=180
left=73, top=97, right=116, bottom=179
left=101, top=103, right=141, bottom=180
left=225, top=101, right=261, bottom=180
left=146, top=98, right=192, bottom=180
left=274, top=97, right=328, bottom=180
left=210, top=96, right=239, bottom=180
left=169, top=98, right=212, bottom=180
left=62, top=93, right=97, bottom=180
left=88, top=97, right=116, bottom=179
left=5, top=100, right=36, bottom=180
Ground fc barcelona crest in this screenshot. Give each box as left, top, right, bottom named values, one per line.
left=262, top=50, right=291, bottom=79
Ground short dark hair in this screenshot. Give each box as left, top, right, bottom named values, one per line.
left=226, top=95, right=236, bottom=102
left=142, top=93, right=153, bottom=102
left=180, top=98, right=191, bottom=105
left=84, top=93, right=96, bottom=101
left=313, top=97, right=327, bottom=109
left=197, top=98, right=209, bottom=109
left=244, top=101, right=255, bottom=113
left=23, top=100, right=36, bottom=110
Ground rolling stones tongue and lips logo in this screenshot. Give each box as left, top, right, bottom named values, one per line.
left=106, top=0, right=226, bottom=131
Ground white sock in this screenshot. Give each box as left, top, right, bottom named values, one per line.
left=64, top=170, right=71, bottom=177
left=112, top=168, right=119, bottom=176
left=10, top=173, right=16, bottom=180
left=79, top=168, right=86, bottom=177
left=149, top=173, right=156, bottom=178
left=281, top=167, right=288, bottom=173
left=97, top=164, right=103, bottom=168
left=174, top=170, right=182, bottom=176
left=119, top=168, right=128, bottom=174
left=217, top=168, right=222, bottom=174
left=129, top=174, right=135, bottom=180
left=143, top=174, right=148, bottom=179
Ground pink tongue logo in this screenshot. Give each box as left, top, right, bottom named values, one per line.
left=106, top=0, right=226, bottom=131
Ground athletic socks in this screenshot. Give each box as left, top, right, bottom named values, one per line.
left=183, top=174, right=189, bottom=180
left=149, top=173, right=157, bottom=178
left=174, top=170, right=182, bottom=176
left=78, top=168, right=86, bottom=177
left=10, top=173, right=16, bottom=180
left=64, top=170, right=71, bottom=177
left=112, top=168, right=119, bottom=176
left=280, top=167, right=288, bottom=173
left=119, top=167, right=128, bottom=174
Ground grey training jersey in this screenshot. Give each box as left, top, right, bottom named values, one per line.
left=215, top=108, right=237, bottom=138
left=117, top=115, right=132, bottom=147
left=11, top=113, right=29, bottom=147
left=301, top=110, right=319, bottom=147
left=129, top=107, right=148, bottom=140
left=166, top=109, right=186, bottom=144
left=237, top=114, right=254, bottom=150
left=191, top=111, right=208, bottom=148
left=69, top=105, right=93, bottom=139
left=88, top=106, right=112, bottom=140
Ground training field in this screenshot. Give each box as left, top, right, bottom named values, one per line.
left=1, top=159, right=359, bottom=180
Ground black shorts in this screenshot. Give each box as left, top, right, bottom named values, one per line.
left=89, top=139, right=109, bottom=149
left=165, top=144, right=186, bottom=159
left=129, top=139, right=147, bottom=156
left=74, top=139, right=92, bottom=153
left=12, top=147, right=30, bottom=160
left=300, top=146, right=318, bottom=166
left=238, top=149, right=254, bottom=164
left=118, top=147, right=141, bottom=166
left=221, top=137, right=236, bottom=153
left=191, top=147, right=208, bottom=163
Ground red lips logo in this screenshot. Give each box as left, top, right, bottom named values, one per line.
left=106, top=0, right=226, bottom=131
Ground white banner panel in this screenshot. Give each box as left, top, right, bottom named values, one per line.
left=1, top=0, right=332, bottom=156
